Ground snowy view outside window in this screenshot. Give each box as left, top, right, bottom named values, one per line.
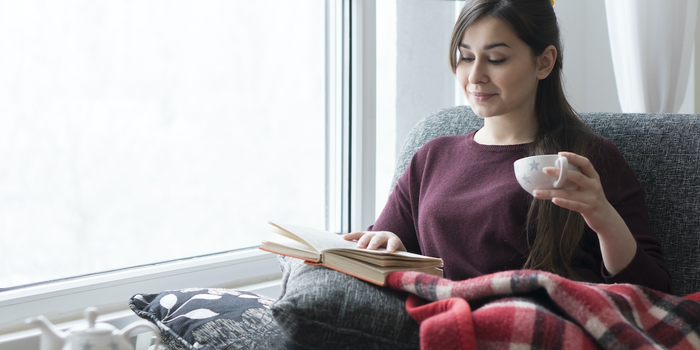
left=0, top=1, right=326, bottom=288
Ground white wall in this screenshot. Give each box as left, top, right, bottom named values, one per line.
left=557, top=0, right=620, bottom=112
left=395, top=0, right=456, bottom=156
left=394, top=0, right=696, bottom=153
left=556, top=0, right=694, bottom=114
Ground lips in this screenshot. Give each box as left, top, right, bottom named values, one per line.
left=469, top=91, right=496, bottom=102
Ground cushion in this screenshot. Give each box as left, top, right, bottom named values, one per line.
left=271, top=255, right=420, bottom=350
left=129, top=288, right=306, bottom=350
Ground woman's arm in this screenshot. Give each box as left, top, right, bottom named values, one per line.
left=343, top=144, right=430, bottom=254
left=533, top=145, right=671, bottom=292
left=534, top=152, right=637, bottom=274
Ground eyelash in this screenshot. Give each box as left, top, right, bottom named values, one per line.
left=461, top=57, right=506, bottom=65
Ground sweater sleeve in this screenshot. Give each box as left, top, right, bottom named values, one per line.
left=368, top=149, right=424, bottom=255
left=593, top=139, right=672, bottom=293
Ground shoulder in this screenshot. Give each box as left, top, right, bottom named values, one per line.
left=589, top=133, right=618, bottom=152
left=401, top=131, right=477, bottom=180
left=584, top=133, right=643, bottom=199
left=585, top=133, right=628, bottom=171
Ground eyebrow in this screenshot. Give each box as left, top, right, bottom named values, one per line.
left=459, top=42, right=511, bottom=50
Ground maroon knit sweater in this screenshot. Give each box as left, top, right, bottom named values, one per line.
left=370, top=131, right=672, bottom=293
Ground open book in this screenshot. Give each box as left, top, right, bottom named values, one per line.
left=260, top=221, right=443, bottom=286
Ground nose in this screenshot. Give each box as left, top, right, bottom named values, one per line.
left=468, top=59, right=488, bottom=85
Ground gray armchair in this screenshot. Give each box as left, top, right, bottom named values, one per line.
left=393, top=105, right=700, bottom=296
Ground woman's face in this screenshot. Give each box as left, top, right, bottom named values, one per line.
left=455, top=16, right=548, bottom=122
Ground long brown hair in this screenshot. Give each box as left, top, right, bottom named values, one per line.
left=449, top=0, right=595, bottom=280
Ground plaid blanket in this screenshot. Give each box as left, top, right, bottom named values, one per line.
left=386, top=270, right=700, bottom=350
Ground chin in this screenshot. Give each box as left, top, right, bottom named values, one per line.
left=468, top=105, right=498, bottom=119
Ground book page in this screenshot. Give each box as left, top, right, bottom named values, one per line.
left=260, top=235, right=321, bottom=261
left=269, top=222, right=357, bottom=252
left=322, top=253, right=444, bottom=286
left=329, top=248, right=443, bottom=267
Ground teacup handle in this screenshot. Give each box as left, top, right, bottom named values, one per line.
left=553, top=156, right=568, bottom=188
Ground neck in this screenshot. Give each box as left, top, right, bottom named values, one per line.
left=473, top=115, right=538, bottom=145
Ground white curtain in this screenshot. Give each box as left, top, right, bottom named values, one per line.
left=605, top=0, right=698, bottom=113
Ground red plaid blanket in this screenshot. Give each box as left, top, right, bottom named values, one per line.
left=387, top=270, right=700, bottom=350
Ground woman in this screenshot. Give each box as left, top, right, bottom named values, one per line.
left=344, top=0, right=671, bottom=292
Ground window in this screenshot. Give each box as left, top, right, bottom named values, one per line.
left=0, top=1, right=327, bottom=289
left=0, top=0, right=377, bottom=340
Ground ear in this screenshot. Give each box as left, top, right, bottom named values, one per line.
left=536, top=45, right=557, bottom=80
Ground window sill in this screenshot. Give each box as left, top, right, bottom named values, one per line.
left=0, top=248, right=281, bottom=338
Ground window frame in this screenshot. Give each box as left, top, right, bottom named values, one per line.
left=0, top=249, right=280, bottom=348
left=0, top=0, right=377, bottom=347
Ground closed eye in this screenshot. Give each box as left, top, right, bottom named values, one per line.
left=461, top=57, right=506, bottom=64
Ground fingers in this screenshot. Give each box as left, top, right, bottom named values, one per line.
left=386, top=237, right=407, bottom=252
left=539, top=152, right=600, bottom=193
left=541, top=166, right=586, bottom=190
left=534, top=152, right=614, bottom=229
left=534, top=151, right=605, bottom=210
left=343, top=231, right=384, bottom=249
left=342, top=231, right=365, bottom=241
left=550, top=196, right=590, bottom=213
left=343, top=231, right=377, bottom=249
left=558, top=152, right=599, bottom=180
left=357, top=233, right=378, bottom=249
left=343, top=231, right=406, bottom=252
left=533, top=176, right=594, bottom=203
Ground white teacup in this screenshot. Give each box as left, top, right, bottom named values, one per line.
left=513, top=155, right=580, bottom=195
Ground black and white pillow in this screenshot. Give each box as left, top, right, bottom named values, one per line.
left=129, top=288, right=304, bottom=350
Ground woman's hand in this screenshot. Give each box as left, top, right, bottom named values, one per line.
left=343, top=231, right=407, bottom=253
left=533, top=152, right=613, bottom=233
left=532, top=151, right=637, bottom=275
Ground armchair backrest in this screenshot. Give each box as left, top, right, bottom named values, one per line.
left=392, top=105, right=700, bottom=296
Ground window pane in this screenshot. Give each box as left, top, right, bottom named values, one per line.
left=0, top=1, right=326, bottom=288
left=375, top=0, right=397, bottom=219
